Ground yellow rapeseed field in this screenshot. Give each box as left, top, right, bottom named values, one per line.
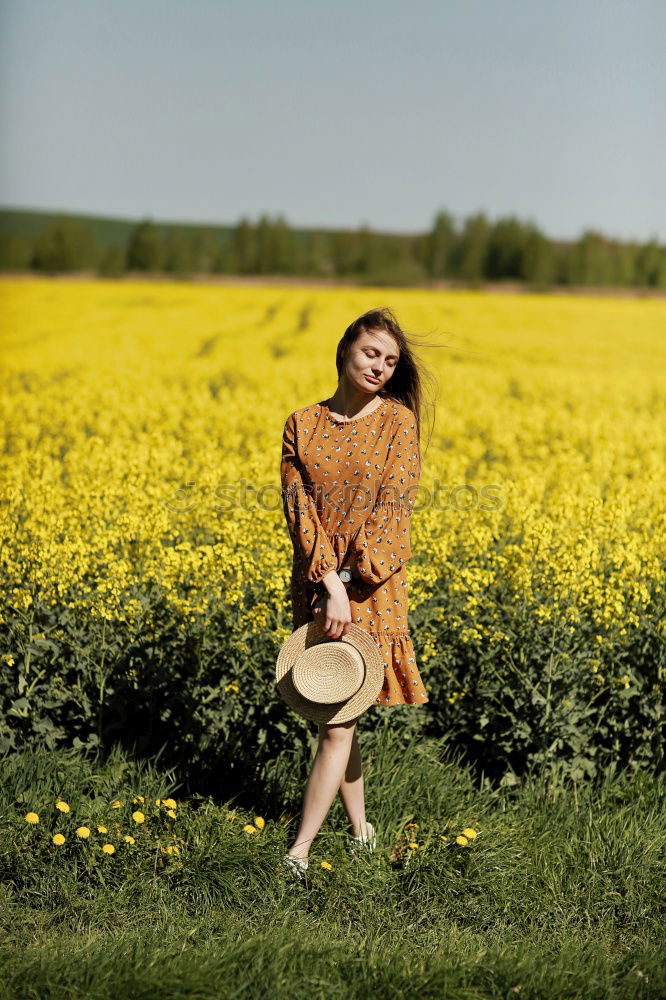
left=1, top=277, right=665, bottom=693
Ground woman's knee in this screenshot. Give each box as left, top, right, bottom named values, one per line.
left=318, top=718, right=358, bottom=743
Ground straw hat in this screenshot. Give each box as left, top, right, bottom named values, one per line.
left=276, top=621, right=385, bottom=724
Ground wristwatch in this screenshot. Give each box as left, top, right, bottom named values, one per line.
left=313, top=567, right=353, bottom=597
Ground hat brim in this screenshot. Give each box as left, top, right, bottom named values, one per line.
left=276, top=620, right=385, bottom=724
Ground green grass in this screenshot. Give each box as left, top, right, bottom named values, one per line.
left=0, top=732, right=663, bottom=1000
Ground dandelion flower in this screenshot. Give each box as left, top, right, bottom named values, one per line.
left=462, top=827, right=478, bottom=839
left=24, top=812, right=39, bottom=825
left=101, top=844, right=115, bottom=855
left=111, top=800, right=122, bottom=809
left=52, top=833, right=66, bottom=846
left=162, top=798, right=177, bottom=809
left=409, top=841, right=419, bottom=850
left=55, top=800, right=70, bottom=813
left=123, top=835, right=135, bottom=844
left=456, top=835, right=469, bottom=846
left=155, top=799, right=162, bottom=806
left=75, top=826, right=90, bottom=839
left=254, top=816, right=265, bottom=829
left=165, top=844, right=180, bottom=855
left=132, top=796, right=145, bottom=805
left=166, top=809, right=177, bottom=820
left=97, top=825, right=108, bottom=834
left=243, top=824, right=257, bottom=834
left=320, top=861, right=332, bottom=870
left=132, top=811, right=145, bottom=824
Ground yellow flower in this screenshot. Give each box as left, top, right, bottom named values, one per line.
left=165, top=844, right=180, bottom=855
left=52, top=833, right=66, bottom=846
left=132, top=796, right=145, bottom=804
left=243, top=824, right=257, bottom=834
left=24, top=812, right=39, bottom=825
left=409, top=841, right=419, bottom=850
left=55, top=800, right=70, bottom=813
left=166, top=809, right=177, bottom=820
left=404, top=823, right=419, bottom=829
left=439, top=835, right=447, bottom=842
left=254, top=815, right=265, bottom=830
left=101, top=844, right=115, bottom=854
left=456, top=835, right=469, bottom=846
left=162, top=798, right=177, bottom=809
left=132, top=811, right=145, bottom=824
left=75, top=826, right=90, bottom=839
left=462, top=827, right=478, bottom=839
left=155, top=799, right=162, bottom=806
left=123, top=835, right=135, bottom=844
left=320, top=861, right=332, bottom=870
left=111, top=800, right=122, bottom=809
left=97, top=825, right=108, bottom=834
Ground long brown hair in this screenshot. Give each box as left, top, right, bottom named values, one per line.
left=335, top=306, right=438, bottom=456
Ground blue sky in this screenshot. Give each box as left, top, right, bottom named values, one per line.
left=0, top=0, right=663, bottom=241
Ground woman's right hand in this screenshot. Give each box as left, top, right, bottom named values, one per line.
left=312, top=581, right=352, bottom=639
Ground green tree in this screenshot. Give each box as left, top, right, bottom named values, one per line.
left=521, top=225, right=556, bottom=290
left=211, top=239, right=238, bottom=274
left=31, top=216, right=97, bottom=273
left=97, top=247, right=126, bottom=277
left=303, top=230, right=334, bottom=277
left=567, top=230, right=614, bottom=287
left=233, top=217, right=257, bottom=274
left=191, top=227, right=218, bottom=273
left=163, top=229, right=195, bottom=278
left=458, top=211, right=491, bottom=285
left=0, top=233, right=31, bottom=270
left=426, top=210, right=456, bottom=279
left=126, top=218, right=163, bottom=272
left=331, top=227, right=369, bottom=276
left=486, top=215, right=530, bottom=280
left=635, top=238, right=662, bottom=287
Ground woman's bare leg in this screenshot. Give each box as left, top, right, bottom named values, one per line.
left=286, top=717, right=358, bottom=861
left=336, top=727, right=369, bottom=837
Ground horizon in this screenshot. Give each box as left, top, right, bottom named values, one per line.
left=1, top=203, right=658, bottom=248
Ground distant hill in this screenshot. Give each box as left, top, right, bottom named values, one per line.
left=0, top=206, right=235, bottom=249
left=1, top=205, right=664, bottom=290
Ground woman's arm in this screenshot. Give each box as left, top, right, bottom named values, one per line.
left=280, top=411, right=339, bottom=585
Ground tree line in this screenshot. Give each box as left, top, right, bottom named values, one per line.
left=1, top=208, right=664, bottom=289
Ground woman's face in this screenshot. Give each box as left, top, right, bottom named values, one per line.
left=345, top=329, right=400, bottom=395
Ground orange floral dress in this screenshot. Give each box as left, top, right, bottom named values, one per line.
left=280, top=394, right=429, bottom=706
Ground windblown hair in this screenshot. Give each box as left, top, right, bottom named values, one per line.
left=335, top=307, right=437, bottom=457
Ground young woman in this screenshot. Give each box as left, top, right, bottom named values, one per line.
left=279, top=306, right=432, bottom=877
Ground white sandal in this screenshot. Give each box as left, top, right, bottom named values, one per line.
left=349, top=821, right=376, bottom=854
left=281, top=853, right=309, bottom=880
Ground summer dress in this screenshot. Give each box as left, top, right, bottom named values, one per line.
left=280, top=395, right=429, bottom=705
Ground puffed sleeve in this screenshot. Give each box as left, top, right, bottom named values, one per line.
left=350, top=409, right=421, bottom=585
left=280, top=411, right=338, bottom=584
